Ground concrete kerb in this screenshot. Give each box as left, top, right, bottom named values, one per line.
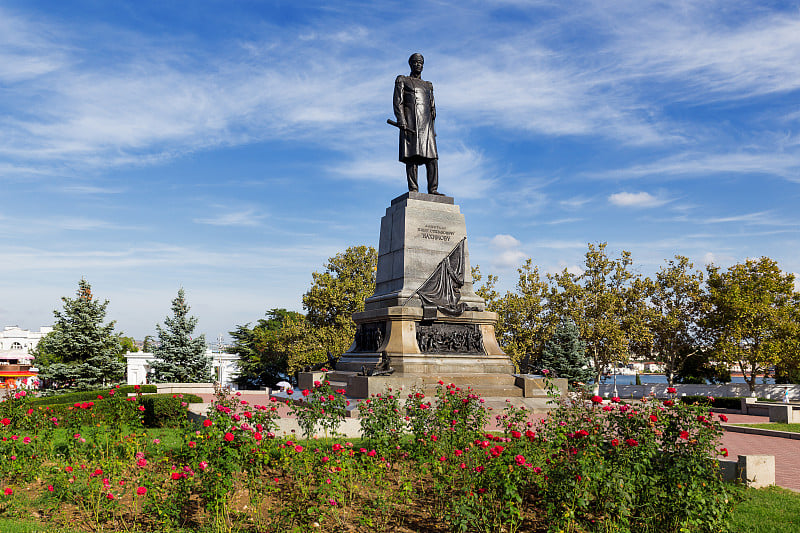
left=719, top=455, right=776, bottom=488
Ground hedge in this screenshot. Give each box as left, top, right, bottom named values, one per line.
left=139, top=393, right=203, bottom=428
left=31, top=385, right=158, bottom=406
left=681, top=396, right=743, bottom=410
left=31, top=392, right=202, bottom=428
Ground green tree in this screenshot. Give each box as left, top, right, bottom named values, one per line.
left=471, top=265, right=500, bottom=308
left=118, top=335, right=139, bottom=354
left=491, top=259, right=555, bottom=370
left=149, top=289, right=212, bottom=383
left=297, top=245, right=377, bottom=368
left=538, top=319, right=593, bottom=385
left=35, top=279, right=124, bottom=389
left=142, top=335, right=156, bottom=352
left=548, top=243, right=651, bottom=389
left=704, top=257, right=799, bottom=392
left=230, top=308, right=304, bottom=388
left=646, top=256, right=708, bottom=386
left=675, top=348, right=731, bottom=384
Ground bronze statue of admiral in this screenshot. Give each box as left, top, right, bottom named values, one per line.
left=391, top=53, right=441, bottom=195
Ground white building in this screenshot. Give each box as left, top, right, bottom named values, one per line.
left=125, top=349, right=240, bottom=389
left=0, top=325, right=52, bottom=352
left=0, top=325, right=52, bottom=389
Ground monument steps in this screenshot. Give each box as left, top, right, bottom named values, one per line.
left=306, top=370, right=528, bottom=399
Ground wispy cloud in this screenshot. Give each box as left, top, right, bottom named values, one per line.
left=587, top=151, right=800, bottom=182
left=194, top=208, right=267, bottom=227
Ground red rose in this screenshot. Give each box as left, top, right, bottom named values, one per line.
left=719, top=414, right=728, bottom=422
left=679, top=431, right=689, bottom=440
left=720, top=448, right=729, bottom=457
left=611, top=438, right=619, bottom=446
left=667, top=387, right=677, bottom=394
left=203, top=419, right=213, bottom=427
left=302, top=389, right=310, bottom=397
left=224, top=432, right=235, bottom=442
left=625, top=438, right=638, bottom=447
left=590, top=395, right=603, bottom=404
left=136, top=486, right=147, bottom=496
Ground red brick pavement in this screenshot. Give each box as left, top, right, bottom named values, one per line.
left=707, top=411, right=800, bottom=491
left=720, top=431, right=800, bottom=490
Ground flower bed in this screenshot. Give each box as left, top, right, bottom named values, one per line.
left=0, top=381, right=742, bottom=532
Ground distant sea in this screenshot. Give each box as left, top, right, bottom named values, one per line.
left=596, top=374, right=775, bottom=385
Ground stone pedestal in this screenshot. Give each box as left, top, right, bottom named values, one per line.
left=325, top=192, right=519, bottom=399
left=366, top=191, right=484, bottom=310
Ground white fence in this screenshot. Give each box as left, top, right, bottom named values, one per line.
left=598, top=383, right=800, bottom=400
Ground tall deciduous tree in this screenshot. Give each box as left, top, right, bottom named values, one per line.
left=704, top=257, right=798, bottom=392
left=299, top=245, right=377, bottom=366
left=548, top=243, right=650, bottom=389
left=231, top=308, right=304, bottom=388
left=149, top=289, right=212, bottom=383
left=491, top=260, right=555, bottom=370
left=647, top=256, right=708, bottom=386
left=36, top=279, right=124, bottom=389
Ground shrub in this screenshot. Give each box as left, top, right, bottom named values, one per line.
left=139, top=394, right=201, bottom=428
left=289, top=379, right=348, bottom=438
left=682, top=396, right=743, bottom=410
left=358, top=389, right=405, bottom=455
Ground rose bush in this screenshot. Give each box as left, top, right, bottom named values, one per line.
left=0, top=378, right=743, bottom=532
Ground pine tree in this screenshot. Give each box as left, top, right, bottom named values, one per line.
left=149, top=289, right=212, bottom=383
left=36, top=279, right=124, bottom=389
left=538, top=319, right=594, bottom=385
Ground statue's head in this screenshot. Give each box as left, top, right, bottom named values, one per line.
left=408, top=53, right=424, bottom=74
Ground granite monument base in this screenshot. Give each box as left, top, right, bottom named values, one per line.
left=297, top=191, right=550, bottom=400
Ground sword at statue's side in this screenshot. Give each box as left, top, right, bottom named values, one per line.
left=386, top=119, right=416, bottom=136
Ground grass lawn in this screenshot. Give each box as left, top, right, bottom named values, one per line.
left=729, top=486, right=800, bottom=532
left=733, top=423, right=800, bottom=433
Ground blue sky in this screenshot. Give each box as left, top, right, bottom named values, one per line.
left=1, top=0, right=799, bottom=342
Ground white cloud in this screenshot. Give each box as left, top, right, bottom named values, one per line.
left=487, top=234, right=526, bottom=270
left=614, top=8, right=800, bottom=101
left=608, top=191, right=668, bottom=208
left=544, top=217, right=582, bottom=225
left=490, top=234, right=521, bottom=249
